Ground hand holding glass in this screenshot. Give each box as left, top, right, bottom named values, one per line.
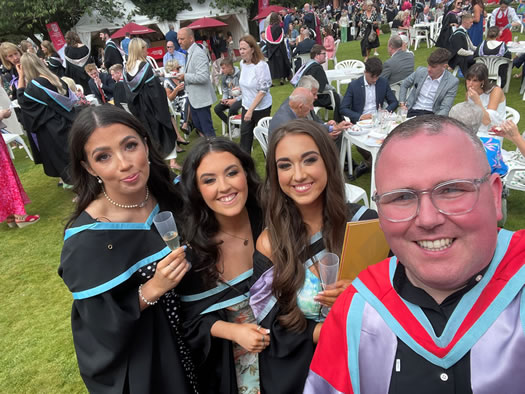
left=318, top=253, right=340, bottom=318
left=153, top=211, right=180, bottom=250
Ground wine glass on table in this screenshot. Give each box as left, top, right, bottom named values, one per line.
left=318, top=253, right=340, bottom=318
left=153, top=211, right=180, bottom=250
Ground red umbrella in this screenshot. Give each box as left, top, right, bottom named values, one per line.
left=252, top=5, right=287, bottom=21
left=186, top=17, right=227, bottom=29
left=110, top=22, right=156, bottom=39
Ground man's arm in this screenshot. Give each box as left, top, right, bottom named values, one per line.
left=435, top=75, right=459, bottom=115
left=184, top=47, right=211, bottom=85
left=383, top=81, right=399, bottom=112
left=399, top=69, right=417, bottom=104
left=340, top=84, right=361, bottom=123
left=310, top=64, right=328, bottom=92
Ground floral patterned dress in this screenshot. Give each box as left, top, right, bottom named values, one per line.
left=0, top=134, right=30, bottom=222
left=225, top=298, right=260, bottom=394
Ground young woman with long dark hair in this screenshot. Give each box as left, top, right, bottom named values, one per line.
left=59, top=105, right=197, bottom=394
left=250, top=120, right=377, bottom=393
left=177, top=137, right=266, bottom=394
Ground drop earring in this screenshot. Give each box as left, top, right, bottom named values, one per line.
left=97, top=176, right=103, bottom=184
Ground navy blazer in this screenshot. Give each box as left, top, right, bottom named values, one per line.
left=88, top=72, right=115, bottom=103
left=340, top=76, right=398, bottom=124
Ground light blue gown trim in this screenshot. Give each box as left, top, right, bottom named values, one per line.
left=64, top=205, right=160, bottom=240
left=31, top=80, right=77, bottom=112
left=350, top=206, right=368, bottom=222
left=23, top=91, right=47, bottom=106
left=179, top=269, right=253, bottom=302
left=200, top=292, right=251, bottom=315
left=352, top=230, right=524, bottom=369
left=72, top=246, right=170, bottom=299
left=346, top=294, right=365, bottom=394
left=391, top=229, right=513, bottom=345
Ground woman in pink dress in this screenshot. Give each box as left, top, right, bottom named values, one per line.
left=322, top=26, right=335, bottom=66
left=0, top=108, right=39, bottom=228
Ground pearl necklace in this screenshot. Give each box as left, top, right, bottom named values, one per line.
left=102, top=186, right=150, bottom=209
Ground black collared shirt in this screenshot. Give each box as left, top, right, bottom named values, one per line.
left=388, top=263, right=488, bottom=394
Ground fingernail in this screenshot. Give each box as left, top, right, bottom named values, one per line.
left=318, top=291, right=324, bottom=295
left=183, top=245, right=187, bottom=251
left=265, top=329, right=270, bottom=334
left=186, top=262, right=192, bottom=270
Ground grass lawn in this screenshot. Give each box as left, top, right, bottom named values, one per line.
left=2, top=33, right=525, bottom=392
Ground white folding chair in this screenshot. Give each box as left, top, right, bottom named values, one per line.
left=474, top=56, right=513, bottom=93
left=334, top=59, right=365, bottom=92
left=316, top=88, right=337, bottom=121
left=345, top=183, right=369, bottom=207
left=332, top=39, right=341, bottom=65
left=146, top=56, right=160, bottom=70
left=505, top=106, right=520, bottom=125
left=410, top=27, right=430, bottom=51
left=390, top=81, right=403, bottom=100
left=254, top=126, right=269, bottom=156
left=257, top=116, right=272, bottom=130
left=2, top=133, right=34, bottom=161
left=227, top=114, right=242, bottom=140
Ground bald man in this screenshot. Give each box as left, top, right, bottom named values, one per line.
left=177, top=27, right=216, bottom=137
left=305, top=115, right=525, bottom=394
left=268, top=86, right=350, bottom=149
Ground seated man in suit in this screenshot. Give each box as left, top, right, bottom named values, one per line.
left=293, top=28, right=316, bottom=69
left=303, top=44, right=344, bottom=122
left=84, top=63, right=115, bottom=104
left=380, top=35, right=415, bottom=85
left=269, top=79, right=351, bottom=149
left=341, top=57, right=398, bottom=178
left=448, top=14, right=476, bottom=77
left=399, top=48, right=459, bottom=118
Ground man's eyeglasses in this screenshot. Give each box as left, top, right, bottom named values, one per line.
left=372, top=174, right=491, bottom=222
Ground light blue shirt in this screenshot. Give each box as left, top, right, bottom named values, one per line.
left=120, top=37, right=130, bottom=55
left=163, top=50, right=186, bottom=67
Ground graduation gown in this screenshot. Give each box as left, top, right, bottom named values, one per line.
left=305, top=229, right=525, bottom=394
left=64, top=45, right=92, bottom=94
left=124, top=62, right=176, bottom=158
left=249, top=204, right=377, bottom=394
left=178, top=206, right=263, bottom=394
left=47, top=53, right=65, bottom=78
left=436, top=11, right=461, bottom=49
left=17, top=78, right=77, bottom=183
left=59, top=205, right=198, bottom=394
left=265, top=24, right=292, bottom=80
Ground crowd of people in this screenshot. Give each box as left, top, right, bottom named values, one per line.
left=2, top=1, right=525, bottom=393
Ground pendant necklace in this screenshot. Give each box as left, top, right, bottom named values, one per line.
left=219, top=230, right=249, bottom=246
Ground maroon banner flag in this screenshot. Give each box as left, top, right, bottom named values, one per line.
left=258, top=0, right=270, bottom=14
left=46, top=22, right=66, bottom=51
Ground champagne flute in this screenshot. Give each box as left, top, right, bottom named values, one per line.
left=153, top=211, right=180, bottom=250
left=318, top=253, right=340, bottom=318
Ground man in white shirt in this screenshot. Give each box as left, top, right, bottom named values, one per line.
left=399, top=48, right=459, bottom=118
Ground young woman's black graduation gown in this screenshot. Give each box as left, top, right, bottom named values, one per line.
left=17, top=77, right=77, bottom=183
left=59, top=205, right=199, bottom=394
left=177, top=205, right=263, bottom=394
left=124, top=61, right=176, bottom=158
left=249, top=203, right=377, bottom=394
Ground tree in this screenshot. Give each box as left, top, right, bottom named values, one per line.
left=131, top=0, right=194, bottom=21
left=132, top=0, right=255, bottom=22
left=0, top=0, right=124, bottom=43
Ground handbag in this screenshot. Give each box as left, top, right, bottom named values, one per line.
left=368, top=30, right=377, bottom=43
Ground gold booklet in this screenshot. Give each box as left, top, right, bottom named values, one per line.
left=338, top=219, right=390, bottom=281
